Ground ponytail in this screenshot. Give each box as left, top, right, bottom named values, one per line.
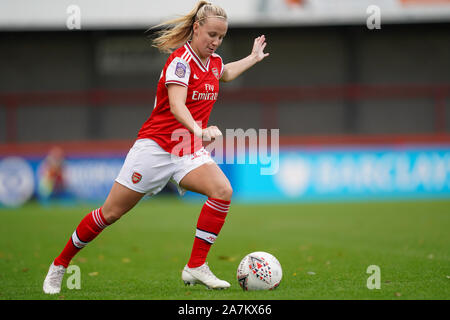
left=150, top=1, right=227, bottom=54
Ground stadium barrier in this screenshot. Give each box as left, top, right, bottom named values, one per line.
left=1, top=134, right=450, bottom=207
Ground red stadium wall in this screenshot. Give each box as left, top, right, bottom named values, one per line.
left=1, top=83, right=450, bottom=156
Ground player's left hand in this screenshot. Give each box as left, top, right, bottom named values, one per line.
left=251, top=35, right=269, bottom=62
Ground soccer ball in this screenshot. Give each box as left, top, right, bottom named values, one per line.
left=236, top=251, right=282, bottom=291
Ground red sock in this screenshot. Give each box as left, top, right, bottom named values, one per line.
left=54, top=208, right=110, bottom=268
left=187, top=198, right=230, bottom=268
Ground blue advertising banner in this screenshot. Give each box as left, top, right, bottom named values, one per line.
left=2, top=146, right=450, bottom=207
left=0, top=156, right=123, bottom=207
left=231, top=147, right=450, bottom=203
left=62, top=158, right=123, bottom=201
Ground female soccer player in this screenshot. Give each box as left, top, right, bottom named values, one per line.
left=43, top=0, right=269, bottom=293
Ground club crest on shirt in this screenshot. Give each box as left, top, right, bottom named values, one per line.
left=131, top=171, right=142, bottom=184
left=212, top=67, right=220, bottom=80
left=175, top=62, right=186, bottom=78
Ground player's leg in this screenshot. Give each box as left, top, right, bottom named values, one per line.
left=179, top=161, right=233, bottom=201
left=43, top=182, right=144, bottom=294
left=54, top=182, right=144, bottom=267
left=102, top=181, right=146, bottom=223
left=178, top=162, right=233, bottom=289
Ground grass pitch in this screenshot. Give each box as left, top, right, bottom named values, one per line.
left=0, top=197, right=449, bottom=300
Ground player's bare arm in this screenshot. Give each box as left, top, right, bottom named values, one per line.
left=220, top=35, right=269, bottom=83
left=168, top=84, right=222, bottom=140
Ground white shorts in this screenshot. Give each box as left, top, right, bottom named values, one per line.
left=115, top=138, right=215, bottom=196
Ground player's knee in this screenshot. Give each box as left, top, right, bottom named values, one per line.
left=102, top=205, right=126, bottom=224
left=210, top=184, right=233, bottom=202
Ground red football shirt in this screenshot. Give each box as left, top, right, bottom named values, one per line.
left=137, top=41, right=225, bottom=156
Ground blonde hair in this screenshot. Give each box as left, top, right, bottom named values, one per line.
left=150, top=1, right=227, bottom=54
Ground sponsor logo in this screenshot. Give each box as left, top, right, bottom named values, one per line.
left=196, top=228, right=217, bottom=244
left=192, top=91, right=218, bottom=101
left=131, top=171, right=142, bottom=184
left=191, top=84, right=217, bottom=101
left=0, top=157, right=35, bottom=207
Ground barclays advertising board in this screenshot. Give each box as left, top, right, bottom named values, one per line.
left=2, top=146, right=450, bottom=207
left=232, top=147, right=450, bottom=203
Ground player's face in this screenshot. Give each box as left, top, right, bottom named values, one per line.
left=192, top=17, right=228, bottom=60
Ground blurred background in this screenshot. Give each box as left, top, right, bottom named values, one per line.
left=1, top=0, right=450, bottom=207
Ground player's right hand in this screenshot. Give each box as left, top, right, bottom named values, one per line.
left=202, top=126, right=222, bottom=141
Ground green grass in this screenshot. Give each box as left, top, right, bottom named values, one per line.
left=0, top=197, right=449, bottom=300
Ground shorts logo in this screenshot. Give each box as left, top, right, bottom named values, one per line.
left=191, top=148, right=209, bottom=160
left=175, top=62, right=186, bottom=78
left=212, top=67, right=219, bottom=80
left=131, top=171, right=142, bottom=184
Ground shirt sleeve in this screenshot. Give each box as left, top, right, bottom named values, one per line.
left=165, top=57, right=191, bottom=88
left=216, top=54, right=225, bottom=78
